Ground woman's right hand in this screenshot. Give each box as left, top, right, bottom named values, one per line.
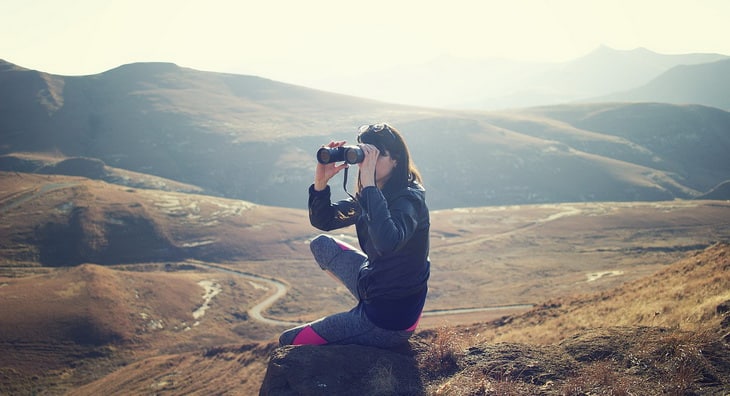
left=314, top=141, right=349, bottom=191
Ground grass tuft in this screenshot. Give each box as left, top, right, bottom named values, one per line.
left=417, top=327, right=465, bottom=380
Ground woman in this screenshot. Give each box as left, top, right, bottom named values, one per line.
left=279, top=123, right=430, bottom=348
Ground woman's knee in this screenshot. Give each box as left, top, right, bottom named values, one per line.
left=279, top=324, right=328, bottom=346
left=309, top=235, right=341, bottom=270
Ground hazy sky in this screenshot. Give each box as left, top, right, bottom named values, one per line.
left=2, top=0, right=729, bottom=86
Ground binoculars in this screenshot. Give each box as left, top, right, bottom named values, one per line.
left=316, top=146, right=365, bottom=164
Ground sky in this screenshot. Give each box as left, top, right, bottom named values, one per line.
left=2, top=0, right=729, bottom=88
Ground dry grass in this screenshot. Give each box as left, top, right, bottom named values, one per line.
left=419, top=314, right=729, bottom=395
left=560, top=360, right=643, bottom=396
left=417, top=326, right=468, bottom=381
left=416, top=243, right=730, bottom=395
left=366, top=360, right=399, bottom=396
left=558, top=325, right=723, bottom=395
left=468, top=242, right=730, bottom=346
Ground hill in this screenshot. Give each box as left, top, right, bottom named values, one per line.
left=418, top=241, right=730, bottom=394
left=3, top=170, right=730, bottom=311
left=0, top=172, right=311, bottom=267
left=0, top=262, right=278, bottom=394
left=2, top=169, right=730, bottom=393
left=1, top=60, right=729, bottom=209
left=594, top=58, right=730, bottom=110
left=71, top=243, right=730, bottom=395
left=0, top=264, right=207, bottom=393
left=509, top=102, right=730, bottom=193
left=0, top=151, right=204, bottom=193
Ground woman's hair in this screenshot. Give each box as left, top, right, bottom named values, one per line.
left=357, top=123, right=423, bottom=196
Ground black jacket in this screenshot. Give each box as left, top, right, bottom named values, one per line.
left=308, top=182, right=430, bottom=330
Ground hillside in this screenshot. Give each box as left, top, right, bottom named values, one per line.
left=506, top=103, right=730, bottom=192
left=420, top=241, right=730, bottom=394
left=2, top=169, right=730, bottom=393
left=0, top=263, right=273, bottom=394
left=0, top=152, right=204, bottom=193
left=474, top=242, right=730, bottom=344
left=0, top=172, right=311, bottom=267
left=1, top=59, right=729, bottom=209
left=3, top=170, right=730, bottom=312
left=70, top=243, right=730, bottom=395
left=596, top=58, right=730, bottom=110
left=1, top=52, right=730, bottom=394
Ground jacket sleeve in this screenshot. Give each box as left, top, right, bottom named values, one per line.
left=308, top=184, right=360, bottom=231
left=358, top=186, right=419, bottom=255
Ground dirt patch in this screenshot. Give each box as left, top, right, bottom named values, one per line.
left=192, top=280, right=222, bottom=322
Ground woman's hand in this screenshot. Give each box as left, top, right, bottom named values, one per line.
left=358, top=144, right=380, bottom=188
left=314, top=141, right=349, bottom=191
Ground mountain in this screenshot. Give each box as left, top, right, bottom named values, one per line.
left=2, top=59, right=729, bottom=210
left=305, top=46, right=728, bottom=109
left=510, top=46, right=729, bottom=108
left=593, top=58, right=730, bottom=110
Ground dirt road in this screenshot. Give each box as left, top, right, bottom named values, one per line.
left=196, top=262, right=533, bottom=328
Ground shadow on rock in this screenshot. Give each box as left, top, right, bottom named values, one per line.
left=259, top=343, right=424, bottom=396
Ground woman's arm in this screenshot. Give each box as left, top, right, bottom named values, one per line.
left=308, top=184, right=360, bottom=231
left=358, top=186, right=419, bottom=255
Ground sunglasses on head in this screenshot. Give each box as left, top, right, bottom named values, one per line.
left=357, top=123, right=397, bottom=142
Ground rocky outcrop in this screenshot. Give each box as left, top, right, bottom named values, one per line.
left=260, top=325, right=730, bottom=395
left=259, top=344, right=424, bottom=395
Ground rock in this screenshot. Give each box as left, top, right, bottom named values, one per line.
left=717, top=300, right=730, bottom=316
left=259, top=344, right=424, bottom=396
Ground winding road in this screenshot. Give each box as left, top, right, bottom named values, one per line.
left=195, top=262, right=300, bottom=326
left=1, top=181, right=533, bottom=328
left=195, top=262, right=533, bottom=327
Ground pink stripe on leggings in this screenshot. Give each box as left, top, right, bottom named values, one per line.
left=335, top=240, right=357, bottom=251
left=292, top=325, right=328, bottom=345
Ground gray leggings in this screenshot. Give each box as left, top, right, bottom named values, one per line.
left=278, top=235, right=414, bottom=348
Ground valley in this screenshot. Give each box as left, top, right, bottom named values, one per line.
left=1, top=172, right=729, bottom=394
left=0, top=47, right=729, bottom=394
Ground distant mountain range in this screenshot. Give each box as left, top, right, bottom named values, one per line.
left=304, top=46, right=729, bottom=109
left=593, top=57, right=730, bottom=109
left=1, top=53, right=729, bottom=210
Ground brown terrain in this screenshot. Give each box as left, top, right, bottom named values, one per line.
left=1, top=170, right=729, bottom=394
left=1, top=57, right=729, bottom=395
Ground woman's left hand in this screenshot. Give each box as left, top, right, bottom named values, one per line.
left=358, top=144, right=379, bottom=188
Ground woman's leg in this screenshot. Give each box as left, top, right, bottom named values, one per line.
left=309, top=234, right=365, bottom=298
left=279, top=235, right=412, bottom=348
left=279, top=305, right=414, bottom=348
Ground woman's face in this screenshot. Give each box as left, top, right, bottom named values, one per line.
left=375, top=149, right=398, bottom=187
